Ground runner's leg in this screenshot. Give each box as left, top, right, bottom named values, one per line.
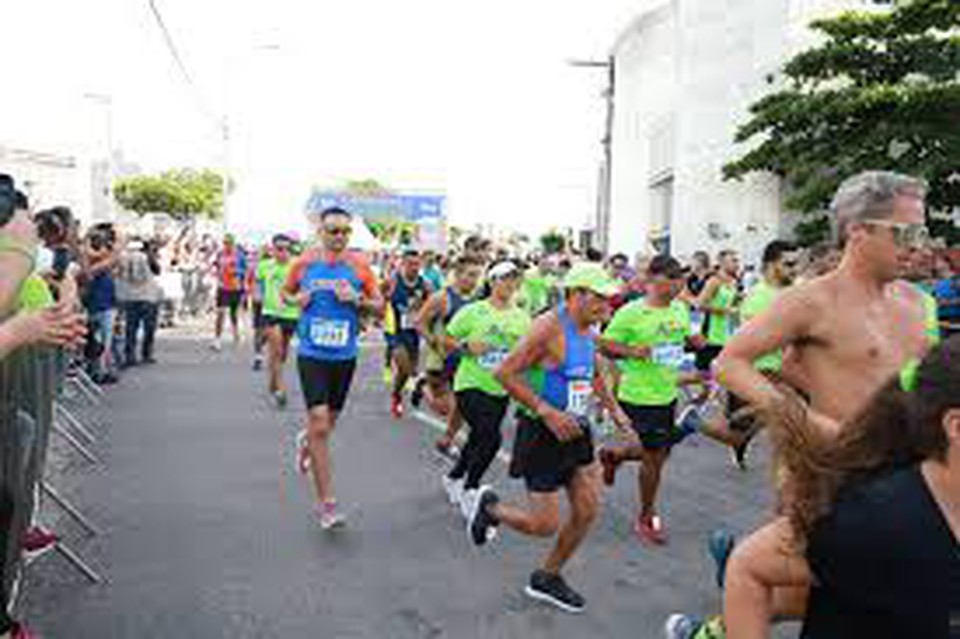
left=542, top=463, right=601, bottom=574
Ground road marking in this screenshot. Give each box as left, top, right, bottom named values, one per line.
left=410, top=409, right=512, bottom=465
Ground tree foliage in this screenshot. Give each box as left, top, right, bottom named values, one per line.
left=114, top=169, right=227, bottom=220
left=724, top=0, right=960, bottom=244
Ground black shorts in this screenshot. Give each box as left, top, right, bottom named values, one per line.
left=620, top=401, right=678, bottom=450
left=297, top=356, right=357, bottom=412
left=265, top=315, right=298, bottom=339
left=695, top=344, right=724, bottom=373
left=509, top=413, right=595, bottom=493
left=727, top=392, right=752, bottom=431
left=252, top=301, right=266, bottom=329
left=456, top=389, right=509, bottom=430
left=388, top=329, right=420, bottom=362
left=217, top=289, right=243, bottom=312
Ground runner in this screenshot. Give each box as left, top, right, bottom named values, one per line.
left=283, top=207, right=383, bottom=530
left=666, top=170, right=934, bottom=638
left=466, top=262, right=631, bottom=614
left=259, top=234, right=300, bottom=408
left=597, top=255, right=703, bottom=545
left=412, top=254, right=483, bottom=457
left=210, top=234, right=247, bottom=351
left=518, top=255, right=557, bottom=317
left=694, top=249, right=741, bottom=374
left=383, top=249, right=432, bottom=418
left=248, top=244, right=269, bottom=370
left=441, top=260, right=529, bottom=512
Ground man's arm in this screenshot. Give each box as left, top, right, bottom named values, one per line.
left=713, top=285, right=816, bottom=412
left=495, top=316, right=553, bottom=415
left=415, top=291, right=443, bottom=342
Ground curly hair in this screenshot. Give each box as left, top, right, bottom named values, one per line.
left=764, top=336, right=958, bottom=548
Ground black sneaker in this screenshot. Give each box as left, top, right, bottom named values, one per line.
left=524, top=570, right=586, bottom=613
left=411, top=377, right=426, bottom=409
left=467, top=486, right=499, bottom=546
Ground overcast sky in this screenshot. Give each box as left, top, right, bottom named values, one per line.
left=1, top=0, right=661, bottom=236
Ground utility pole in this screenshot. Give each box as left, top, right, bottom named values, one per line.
left=568, top=57, right=615, bottom=255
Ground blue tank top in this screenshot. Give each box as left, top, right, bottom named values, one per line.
left=444, top=287, right=469, bottom=324
left=297, top=259, right=366, bottom=361
left=540, top=307, right=595, bottom=416
left=391, top=273, right=428, bottom=332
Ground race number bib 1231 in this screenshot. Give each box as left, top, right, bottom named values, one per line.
left=478, top=350, right=507, bottom=370
left=310, top=319, right=350, bottom=348
left=652, top=343, right=686, bottom=369
left=567, top=380, right=592, bottom=417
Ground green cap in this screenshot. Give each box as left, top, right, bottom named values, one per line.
left=562, top=262, right=620, bottom=297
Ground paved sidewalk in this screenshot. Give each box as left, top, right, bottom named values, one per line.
left=22, top=334, right=796, bottom=638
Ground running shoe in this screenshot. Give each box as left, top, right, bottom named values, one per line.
left=296, top=430, right=311, bottom=474
left=664, top=613, right=703, bottom=639
left=390, top=394, right=405, bottom=419
left=316, top=501, right=346, bottom=530
left=210, top=340, right=222, bottom=352
left=411, top=377, right=426, bottom=409
left=22, top=526, right=58, bottom=562
left=636, top=514, right=668, bottom=546
left=467, top=486, right=499, bottom=546
left=273, top=390, right=288, bottom=409
left=598, top=447, right=621, bottom=486
left=10, top=622, right=38, bottom=639
left=731, top=442, right=748, bottom=471
left=665, top=615, right=725, bottom=639
left=707, top=529, right=736, bottom=589
left=675, top=405, right=704, bottom=438
left=442, top=475, right=464, bottom=508
left=434, top=439, right=460, bottom=463
left=524, top=570, right=586, bottom=614
left=252, top=355, right=263, bottom=371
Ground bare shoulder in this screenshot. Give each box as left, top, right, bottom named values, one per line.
left=528, top=311, right=561, bottom=342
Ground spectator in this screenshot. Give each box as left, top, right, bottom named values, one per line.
left=116, top=238, right=160, bottom=367
left=81, top=224, right=119, bottom=384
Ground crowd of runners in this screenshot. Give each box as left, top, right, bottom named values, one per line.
left=194, top=170, right=960, bottom=639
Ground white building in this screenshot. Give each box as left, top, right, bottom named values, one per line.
left=606, top=0, right=893, bottom=265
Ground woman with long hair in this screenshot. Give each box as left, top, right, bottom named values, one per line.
left=720, top=336, right=960, bottom=638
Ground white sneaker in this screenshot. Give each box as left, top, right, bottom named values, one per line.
left=296, top=430, right=310, bottom=474
left=442, top=475, right=464, bottom=507
left=460, top=488, right=478, bottom=520
left=316, top=502, right=346, bottom=530
left=210, top=339, right=222, bottom=352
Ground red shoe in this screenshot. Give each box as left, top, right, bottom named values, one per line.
left=22, top=526, right=58, bottom=561
left=598, top=448, right=621, bottom=486
left=11, top=622, right=37, bottom=639
left=390, top=394, right=404, bottom=419
left=636, top=514, right=668, bottom=546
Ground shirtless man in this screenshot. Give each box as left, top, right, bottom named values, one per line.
left=665, top=171, right=934, bottom=639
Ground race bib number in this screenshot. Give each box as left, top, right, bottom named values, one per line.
left=690, top=310, right=705, bottom=334
left=478, top=350, right=507, bottom=370
left=652, top=343, right=686, bottom=369
left=567, top=380, right=592, bottom=417
left=726, top=315, right=741, bottom=339
left=309, top=319, right=350, bottom=348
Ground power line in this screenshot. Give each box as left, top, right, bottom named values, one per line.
left=146, top=0, right=218, bottom=122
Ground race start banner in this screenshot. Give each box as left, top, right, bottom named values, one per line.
left=305, top=190, right=447, bottom=252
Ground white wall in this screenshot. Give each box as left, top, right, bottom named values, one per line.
left=608, top=2, right=676, bottom=260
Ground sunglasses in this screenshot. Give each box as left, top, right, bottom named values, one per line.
left=862, top=220, right=929, bottom=248
left=324, top=226, right=352, bottom=237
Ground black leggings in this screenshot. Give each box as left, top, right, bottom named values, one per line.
left=448, top=390, right=509, bottom=490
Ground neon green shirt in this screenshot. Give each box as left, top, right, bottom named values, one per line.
left=446, top=300, right=531, bottom=396
left=706, top=282, right=737, bottom=346
left=741, top=280, right=782, bottom=372
left=520, top=272, right=554, bottom=316
left=602, top=299, right=691, bottom=406
left=17, top=274, right=55, bottom=311
left=258, top=259, right=299, bottom=321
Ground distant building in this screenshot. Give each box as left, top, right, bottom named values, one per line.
left=605, top=0, right=892, bottom=265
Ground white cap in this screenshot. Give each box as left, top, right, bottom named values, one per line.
left=488, top=260, right=519, bottom=280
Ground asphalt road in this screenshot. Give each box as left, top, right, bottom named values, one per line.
left=22, top=332, right=797, bottom=638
